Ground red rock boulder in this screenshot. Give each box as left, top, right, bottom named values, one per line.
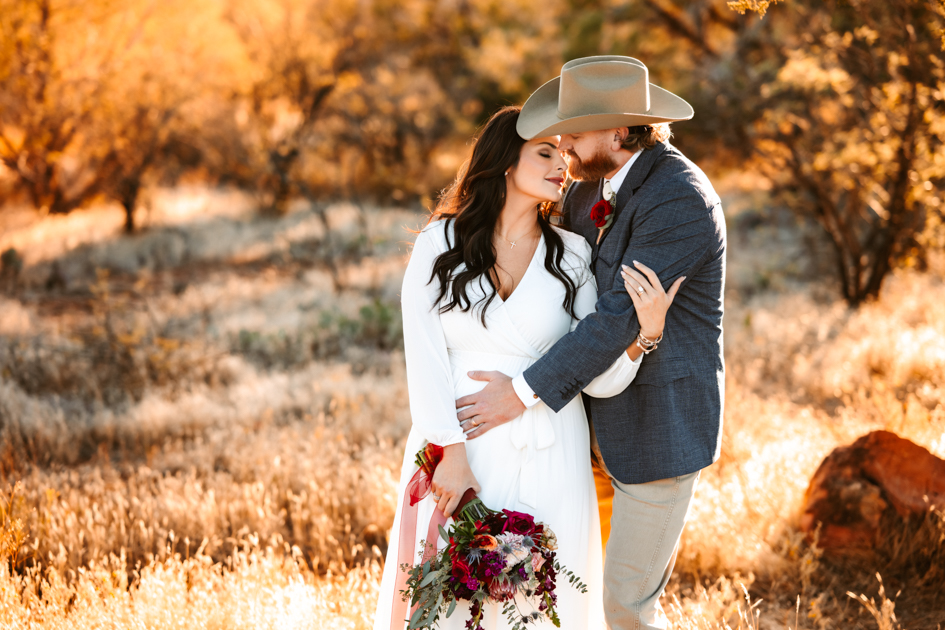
left=800, top=430, right=945, bottom=553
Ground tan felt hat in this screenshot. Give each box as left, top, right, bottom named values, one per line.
left=516, top=56, right=693, bottom=140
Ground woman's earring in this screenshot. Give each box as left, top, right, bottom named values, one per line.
left=505, top=171, right=509, bottom=176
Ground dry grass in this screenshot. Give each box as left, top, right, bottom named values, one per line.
left=1, top=188, right=943, bottom=629
left=0, top=544, right=384, bottom=630
left=665, top=269, right=945, bottom=627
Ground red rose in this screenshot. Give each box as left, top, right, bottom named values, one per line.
left=501, top=509, right=536, bottom=536
left=475, top=556, right=492, bottom=580
left=483, top=512, right=506, bottom=533
left=452, top=556, right=473, bottom=583
left=589, top=199, right=612, bottom=228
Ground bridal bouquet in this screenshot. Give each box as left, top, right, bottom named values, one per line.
left=399, top=444, right=586, bottom=630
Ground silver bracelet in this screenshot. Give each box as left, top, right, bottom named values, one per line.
left=639, top=331, right=663, bottom=345
left=636, top=331, right=663, bottom=354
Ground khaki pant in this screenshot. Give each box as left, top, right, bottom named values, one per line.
left=600, top=467, right=700, bottom=630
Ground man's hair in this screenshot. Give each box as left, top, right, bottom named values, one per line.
left=621, top=123, right=672, bottom=153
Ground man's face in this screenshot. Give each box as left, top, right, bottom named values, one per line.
left=558, top=129, right=620, bottom=181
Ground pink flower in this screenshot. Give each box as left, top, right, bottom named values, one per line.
left=488, top=578, right=517, bottom=602
left=531, top=553, right=545, bottom=572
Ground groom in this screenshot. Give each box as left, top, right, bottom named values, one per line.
left=456, top=56, right=725, bottom=629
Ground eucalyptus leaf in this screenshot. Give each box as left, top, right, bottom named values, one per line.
left=418, top=608, right=434, bottom=626
left=418, top=569, right=441, bottom=588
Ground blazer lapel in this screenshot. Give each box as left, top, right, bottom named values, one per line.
left=623, top=141, right=667, bottom=196
left=564, top=180, right=601, bottom=244
left=589, top=179, right=606, bottom=265
left=595, top=142, right=669, bottom=251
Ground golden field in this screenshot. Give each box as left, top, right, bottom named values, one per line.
left=0, top=183, right=943, bottom=630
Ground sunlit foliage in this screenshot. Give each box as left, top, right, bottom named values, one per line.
left=0, top=0, right=239, bottom=231
left=1, top=0, right=941, bottom=304
left=740, top=0, right=945, bottom=305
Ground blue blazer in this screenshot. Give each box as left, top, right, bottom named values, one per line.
left=523, top=141, right=726, bottom=485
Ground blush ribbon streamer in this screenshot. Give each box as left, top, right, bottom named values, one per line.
left=389, top=447, right=476, bottom=630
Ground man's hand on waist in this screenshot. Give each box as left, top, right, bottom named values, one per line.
left=456, top=371, right=526, bottom=439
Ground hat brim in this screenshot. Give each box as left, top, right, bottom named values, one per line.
left=516, top=76, right=694, bottom=140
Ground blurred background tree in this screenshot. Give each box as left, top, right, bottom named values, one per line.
left=223, top=0, right=483, bottom=212
left=574, top=0, right=945, bottom=305
left=0, top=0, right=941, bottom=304
left=0, top=0, right=238, bottom=231
left=0, top=0, right=122, bottom=216
left=730, top=0, right=945, bottom=305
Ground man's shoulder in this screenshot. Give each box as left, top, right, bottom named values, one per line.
left=564, top=179, right=600, bottom=205
left=644, top=143, right=721, bottom=210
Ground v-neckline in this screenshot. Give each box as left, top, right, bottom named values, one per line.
left=494, top=233, right=544, bottom=306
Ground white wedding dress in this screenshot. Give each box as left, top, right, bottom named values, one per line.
left=373, top=220, right=641, bottom=630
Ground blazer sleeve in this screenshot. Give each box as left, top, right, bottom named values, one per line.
left=524, top=184, right=722, bottom=412
left=568, top=239, right=642, bottom=399
left=400, top=224, right=466, bottom=446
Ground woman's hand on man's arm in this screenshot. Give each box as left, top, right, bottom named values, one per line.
left=621, top=260, right=684, bottom=359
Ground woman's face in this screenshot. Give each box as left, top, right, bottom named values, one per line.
left=507, top=136, right=567, bottom=203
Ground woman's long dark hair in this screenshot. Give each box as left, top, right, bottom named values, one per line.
left=429, top=106, right=579, bottom=326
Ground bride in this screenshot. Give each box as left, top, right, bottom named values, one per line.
left=374, top=106, right=682, bottom=630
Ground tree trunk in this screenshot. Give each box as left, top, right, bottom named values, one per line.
left=121, top=179, right=141, bottom=234
left=266, top=147, right=299, bottom=215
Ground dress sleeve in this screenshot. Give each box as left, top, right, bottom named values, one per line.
left=568, top=239, right=642, bottom=399
left=400, top=224, right=467, bottom=446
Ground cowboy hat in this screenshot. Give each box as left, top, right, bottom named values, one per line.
left=516, top=56, right=693, bottom=140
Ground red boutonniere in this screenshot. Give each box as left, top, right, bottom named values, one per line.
left=590, top=181, right=617, bottom=244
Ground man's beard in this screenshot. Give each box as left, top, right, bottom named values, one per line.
left=565, top=147, right=620, bottom=181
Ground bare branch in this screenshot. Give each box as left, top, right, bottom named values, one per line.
left=640, top=0, right=719, bottom=58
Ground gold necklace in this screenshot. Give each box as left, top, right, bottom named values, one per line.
left=497, top=226, right=539, bottom=250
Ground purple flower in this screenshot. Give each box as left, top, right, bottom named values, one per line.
left=466, top=601, right=484, bottom=630
left=478, top=550, right=506, bottom=579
